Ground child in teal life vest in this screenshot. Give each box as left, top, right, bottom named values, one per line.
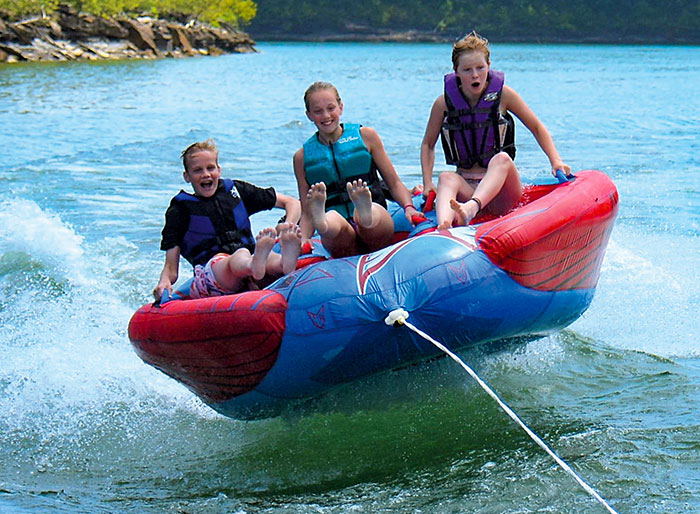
left=293, top=81, right=419, bottom=258
left=154, top=139, right=302, bottom=301
left=421, top=31, right=571, bottom=229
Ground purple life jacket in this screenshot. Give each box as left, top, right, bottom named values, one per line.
left=440, top=69, right=516, bottom=169
left=175, top=179, right=254, bottom=267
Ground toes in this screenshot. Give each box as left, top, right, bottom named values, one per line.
left=257, top=228, right=276, bottom=240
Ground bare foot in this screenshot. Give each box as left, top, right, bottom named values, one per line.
left=450, top=198, right=479, bottom=226
left=252, top=228, right=276, bottom=280
left=279, top=223, right=302, bottom=274
left=306, top=182, right=329, bottom=234
left=436, top=220, right=453, bottom=230
left=347, top=179, right=373, bottom=228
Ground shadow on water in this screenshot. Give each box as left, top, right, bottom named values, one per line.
left=193, top=330, right=699, bottom=506
left=131, top=337, right=610, bottom=493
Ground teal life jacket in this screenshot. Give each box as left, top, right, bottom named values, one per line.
left=303, top=123, right=386, bottom=219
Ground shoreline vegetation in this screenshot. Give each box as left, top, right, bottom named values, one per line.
left=246, top=0, right=700, bottom=46
left=247, top=30, right=690, bottom=45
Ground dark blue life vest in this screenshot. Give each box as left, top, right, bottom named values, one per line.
left=175, top=179, right=254, bottom=267
left=440, top=70, right=516, bottom=169
left=303, top=123, right=386, bottom=219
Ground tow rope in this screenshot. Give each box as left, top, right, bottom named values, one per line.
left=384, top=308, right=618, bottom=514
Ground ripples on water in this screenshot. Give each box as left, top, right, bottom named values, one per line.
left=1, top=43, right=700, bottom=513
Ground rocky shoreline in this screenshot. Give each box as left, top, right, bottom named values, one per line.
left=0, top=4, right=256, bottom=63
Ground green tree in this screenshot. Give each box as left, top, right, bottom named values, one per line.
left=0, top=0, right=257, bottom=26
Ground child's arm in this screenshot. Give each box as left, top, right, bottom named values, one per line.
left=153, top=247, right=180, bottom=301
left=361, top=127, right=420, bottom=224
left=274, top=192, right=301, bottom=226
left=420, top=95, right=447, bottom=195
left=293, top=148, right=315, bottom=240
left=502, top=86, right=571, bottom=176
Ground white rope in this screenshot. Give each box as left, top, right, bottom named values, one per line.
left=384, top=309, right=618, bottom=514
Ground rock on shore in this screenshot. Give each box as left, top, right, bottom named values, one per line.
left=0, top=4, right=256, bottom=63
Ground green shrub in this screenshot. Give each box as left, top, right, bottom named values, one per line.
left=0, top=0, right=256, bottom=27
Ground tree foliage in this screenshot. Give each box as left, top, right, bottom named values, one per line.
left=246, top=0, right=700, bottom=43
left=1, top=0, right=59, bottom=18
left=3, top=0, right=699, bottom=41
left=0, top=0, right=256, bottom=27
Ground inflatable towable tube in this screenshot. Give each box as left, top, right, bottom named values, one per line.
left=128, top=170, right=618, bottom=420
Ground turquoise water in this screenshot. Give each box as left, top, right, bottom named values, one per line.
left=1, top=42, right=699, bottom=512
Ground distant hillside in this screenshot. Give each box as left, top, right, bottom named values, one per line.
left=246, top=0, right=700, bottom=44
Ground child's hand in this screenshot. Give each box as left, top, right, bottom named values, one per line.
left=411, top=184, right=424, bottom=195
left=551, top=161, right=572, bottom=177
left=153, top=278, right=173, bottom=302
left=422, top=181, right=437, bottom=197
left=404, top=204, right=426, bottom=226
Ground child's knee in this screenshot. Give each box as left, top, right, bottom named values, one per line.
left=437, top=171, right=459, bottom=187
left=226, top=249, right=252, bottom=270
left=489, top=152, right=515, bottom=171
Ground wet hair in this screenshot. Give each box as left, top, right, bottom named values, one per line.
left=303, top=81, right=341, bottom=110
left=181, top=139, right=218, bottom=172
left=452, top=31, right=490, bottom=70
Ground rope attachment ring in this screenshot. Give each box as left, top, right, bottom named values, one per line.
left=385, top=308, right=409, bottom=326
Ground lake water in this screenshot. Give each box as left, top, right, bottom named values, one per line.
left=1, top=42, right=699, bottom=513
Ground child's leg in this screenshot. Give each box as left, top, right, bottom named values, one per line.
left=264, top=223, right=302, bottom=276
left=209, top=249, right=251, bottom=293
left=346, top=179, right=374, bottom=228
left=211, top=228, right=276, bottom=290
left=306, top=182, right=359, bottom=257
left=348, top=180, right=394, bottom=252
left=450, top=153, right=522, bottom=226
left=250, top=228, right=277, bottom=279
left=481, top=153, right=522, bottom=214
left=436, top=171, right=470, bottom=229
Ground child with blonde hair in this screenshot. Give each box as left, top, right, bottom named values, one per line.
left=154, top=139, right=302, bottom=300
left=421, top=31, right=570, bottom=228
left=294, top=81, right=419, bottom=257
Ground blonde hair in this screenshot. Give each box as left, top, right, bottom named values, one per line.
left=181, top=139, right=218, bottom=172
left=452, top=31, right=490, bottom=70
left=303, top=81, right=341, bottom=110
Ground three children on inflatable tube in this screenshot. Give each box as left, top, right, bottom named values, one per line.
left=153, top=31, right=571, bottom=302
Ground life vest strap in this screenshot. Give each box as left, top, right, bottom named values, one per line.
left=444, top=120, right=494, bottom=131
left=446, top=107, right=494, bottom=117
